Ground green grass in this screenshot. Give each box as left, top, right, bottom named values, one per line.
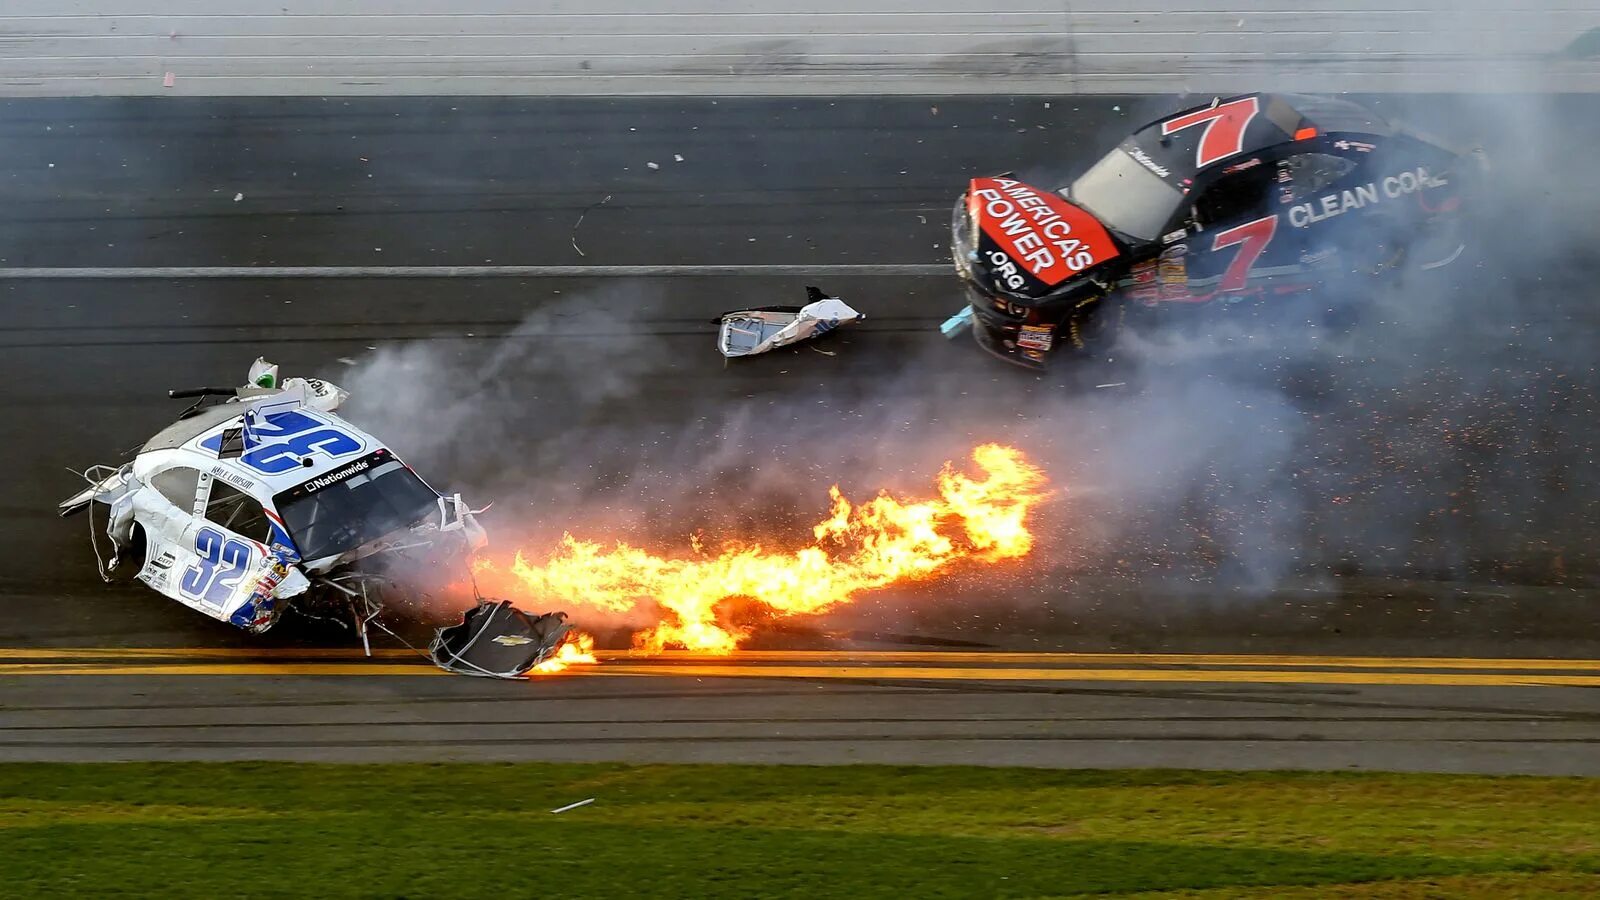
left=1, top=764, right=1597, bottom=898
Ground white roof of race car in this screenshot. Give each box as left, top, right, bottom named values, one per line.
left=142, top=405, right=241, bottom=453
left=136, top=399, right=395, bottom=504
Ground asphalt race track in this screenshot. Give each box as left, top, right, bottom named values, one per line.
left=1, top=95, right=1597, bottom=772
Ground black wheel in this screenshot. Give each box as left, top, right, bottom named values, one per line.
left=1060, top=294, right=1118, bottom=355
left=106, top=524, right=146, bottom=583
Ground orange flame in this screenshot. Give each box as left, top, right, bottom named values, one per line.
left=529, top=630, right=597, bottom=675
left=501, top=443, right=1048, bottom=654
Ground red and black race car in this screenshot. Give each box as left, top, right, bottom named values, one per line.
left=947, top=93, right=1484, bottom=367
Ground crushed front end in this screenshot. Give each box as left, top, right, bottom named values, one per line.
left=949, top=177, right=1124, bottom=369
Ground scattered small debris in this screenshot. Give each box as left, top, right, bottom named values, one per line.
left=673, top=154, right=684, bottom=162
left=162, top=72, right=175, bottom=88
left=336, top=357, right=358, bottom=366
left=647, top=161, right=659, bottom=170
left=1095, top=382, right=1127, bottom=389
left=569, top=193, right=613, bottom=258
left=233, top=192, right=243, bottom=202
left=551, top=798, right=595, bottom=814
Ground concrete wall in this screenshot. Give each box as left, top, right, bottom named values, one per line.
left=1, top=1, right=1595, bottom=96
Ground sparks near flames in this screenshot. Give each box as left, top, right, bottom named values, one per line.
left=481, top=443, right=1049, bottom=658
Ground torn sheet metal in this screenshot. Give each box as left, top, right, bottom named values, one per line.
left=716, top=286, right=862, bottom=358
left=429, top=600, right=572, bottom=678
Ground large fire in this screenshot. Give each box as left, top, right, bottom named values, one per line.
left=487, top=443, right=1048, bottom=656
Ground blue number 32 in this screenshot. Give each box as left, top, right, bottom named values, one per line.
left=182, top=527, right=251, bottom=605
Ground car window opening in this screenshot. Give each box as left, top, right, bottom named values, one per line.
left=151, top=466, right=201, bottom=508
left=1278, top=153, right=1357, bottom=203
left=206, top=482, right=269, bottom=542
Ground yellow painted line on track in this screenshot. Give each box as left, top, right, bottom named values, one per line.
left=4, top=648, right=1600, bottom=671
left=0, top=663, right=445, bottom=677
left=0, top=647, right=419, bottom=660
left=2, top=661, right=1599, bottom=687
left=596, top=665, right=1600, bottom=687
left=610, top=651, right=1600, bottom=671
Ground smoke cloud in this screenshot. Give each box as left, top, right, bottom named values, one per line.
left=329, top=56, right=1597, bottom=644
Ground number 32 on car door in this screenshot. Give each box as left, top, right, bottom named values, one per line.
left=181, top=526, right=252, bottom=608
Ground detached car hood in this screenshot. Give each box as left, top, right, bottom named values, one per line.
left=962, top=176, right=1122, bottom=299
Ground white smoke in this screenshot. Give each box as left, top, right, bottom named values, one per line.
left=324, top=23, right=1599, bottom=643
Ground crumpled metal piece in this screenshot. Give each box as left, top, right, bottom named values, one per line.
left=429, top=599, right=572, bottom=678
left=716, top=286, right=863, bottom=358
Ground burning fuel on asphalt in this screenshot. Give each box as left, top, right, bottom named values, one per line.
left=475, top=443, right=1050, bottom=660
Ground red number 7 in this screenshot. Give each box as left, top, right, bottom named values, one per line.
left=1161, top=96, right=1260, bottom=168
left=1210, top=214, right=1278, bottom=292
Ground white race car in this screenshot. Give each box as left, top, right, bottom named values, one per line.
left=59, top=359, right=488, bottom=646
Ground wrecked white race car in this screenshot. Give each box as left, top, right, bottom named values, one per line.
left=59, top=360, right=570, bottom=674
